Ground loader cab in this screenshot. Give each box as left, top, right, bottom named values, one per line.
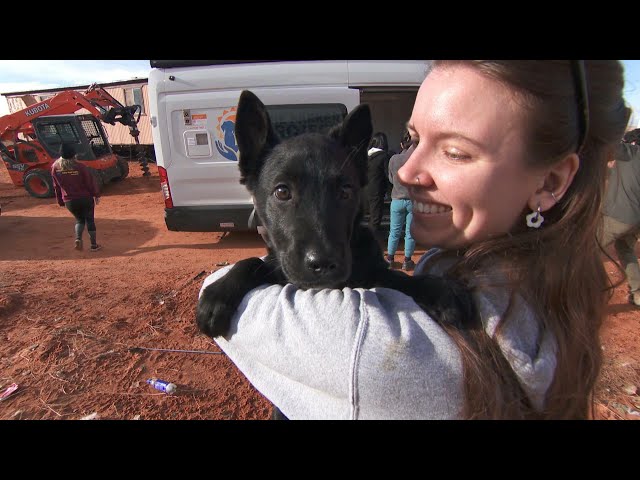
left=31, top=114, right=113, bottom=161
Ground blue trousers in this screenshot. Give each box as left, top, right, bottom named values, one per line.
left=387, top=198, right=415, bottom=258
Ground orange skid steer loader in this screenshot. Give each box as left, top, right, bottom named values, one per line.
left=0, top=83, right=149, bottom=198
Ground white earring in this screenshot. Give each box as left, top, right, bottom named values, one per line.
left=526, top=204, right=544, bottom=228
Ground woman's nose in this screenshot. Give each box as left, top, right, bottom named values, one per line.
left=399, top=146, right=430, bottom=188
left=397, top=163, right=413, bottom=187
left=398, top=151, right=419, bottom=187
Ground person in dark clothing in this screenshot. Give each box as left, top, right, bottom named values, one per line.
left=51, top=143, right=102, bottom=252
left=600, top=128, right=640, bottom=305
left=366, top=132, right=391, bottom=232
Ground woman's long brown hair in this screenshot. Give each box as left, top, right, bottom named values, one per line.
left=429, top=61, right=630, bottom=419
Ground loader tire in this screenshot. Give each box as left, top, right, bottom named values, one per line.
left=116, top=156, right=129, bottom=180
left=90, top=169, right=103, bottom=194
left=23, top=170, right=54, bottom=198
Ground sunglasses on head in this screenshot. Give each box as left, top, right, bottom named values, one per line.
left=571, top=60, right=590, bottom=155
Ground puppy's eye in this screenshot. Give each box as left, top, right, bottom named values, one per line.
left=339, top=185, right=354, bottom=200
left=274, top=185, right=291, bottom=201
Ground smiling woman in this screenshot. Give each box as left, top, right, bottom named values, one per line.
left=400, top=65, right=538, bottom=250
left=401, top=60, right=629, bottom=419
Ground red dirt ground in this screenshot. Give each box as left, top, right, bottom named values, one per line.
left=0, top=162, right=638, bottom=420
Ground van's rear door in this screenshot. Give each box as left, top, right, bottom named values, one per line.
left=160, top=86, right=360, bottom=209
left=150, top=59, right=360, bottom=210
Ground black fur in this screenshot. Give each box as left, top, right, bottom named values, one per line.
left=196, top=90, right=479, bottom=419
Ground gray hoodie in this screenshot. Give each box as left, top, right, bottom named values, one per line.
left=200, top=250, right=557, bottom=419
left=603, top=142, right=640, bottom=225
left=388, top=145, right=415, bottom=200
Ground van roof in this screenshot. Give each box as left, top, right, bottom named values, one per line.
left=149, top=61, right=432, bottom=89
left=149, top=60, right=286, bottom=69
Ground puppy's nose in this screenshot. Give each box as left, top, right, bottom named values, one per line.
left=304, top=251, right=338, bottom=277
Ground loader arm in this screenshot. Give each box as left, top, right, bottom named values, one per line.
left=0, top=82, right=150, bottom=176
left=82, top=83, right=141, bottom=137
left=80, top=84, right=148, bottom=175
left=0, top=84, right=141, bottom=142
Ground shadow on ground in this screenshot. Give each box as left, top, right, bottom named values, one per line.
left=606, top=302, right=640, bottom=316
left=0, top=216, right=158, bottom=260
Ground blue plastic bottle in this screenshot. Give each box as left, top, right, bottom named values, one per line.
left=146, top=378, right=177, bottom=394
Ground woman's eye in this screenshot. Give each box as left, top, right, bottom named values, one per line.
left=340, top=185, right=353, bottom=200
left=444, top=150, right=471, bottom=161
left=274, top=185, right=291, bottom=201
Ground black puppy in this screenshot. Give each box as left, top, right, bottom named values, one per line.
left=196, top=91, right=477, bottom=417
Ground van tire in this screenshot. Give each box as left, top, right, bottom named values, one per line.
left=23, top=170, right=54, bottom=198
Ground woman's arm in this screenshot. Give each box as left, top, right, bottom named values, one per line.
left=199, top=266, right=464, bottom=420
left=50, top=167, right=64, bottom=206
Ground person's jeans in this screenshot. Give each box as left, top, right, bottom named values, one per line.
left=387, top=198, right=415, bottom=258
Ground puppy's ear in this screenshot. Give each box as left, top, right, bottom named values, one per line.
left=329, top=104, right=373, bottom=150
left=329, top=104, right=373, bottom=186
left=235, top=90, right=280, bottom=187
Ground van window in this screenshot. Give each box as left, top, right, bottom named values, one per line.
left=265, top=104, right=347, bottom=139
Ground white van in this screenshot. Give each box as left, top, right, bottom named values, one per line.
left=148, top=60, right=431, bottom=232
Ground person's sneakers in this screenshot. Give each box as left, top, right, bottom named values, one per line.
left=631, top=290, right=640, bottom=306
left=74, top=239, right=83, bottom=251
left=89, top=244, right=102, bottom=252
left=402, top=258, right=416, bottom=271
left=385, top=255, right=394, bottom=269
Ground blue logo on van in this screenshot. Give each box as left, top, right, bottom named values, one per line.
left=215, top=107, right=238, bottom=161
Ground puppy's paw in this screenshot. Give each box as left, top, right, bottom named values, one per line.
left=435, top=280, right=478, bottom=330
left=196, top=287, right=238, bottom=338
left=413, top=276, right=479, bottom=331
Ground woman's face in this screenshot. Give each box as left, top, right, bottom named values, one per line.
left=398, top=64, right=545, bottom=250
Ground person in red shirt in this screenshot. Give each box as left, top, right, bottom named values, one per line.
left=51, top=144, right=102, bottom=251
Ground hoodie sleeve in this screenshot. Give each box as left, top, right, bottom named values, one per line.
left=50, top=165, right=64, bottom=206
left=388, top=155, right=396, bottom=183
left=199, top=265, right=464, bottom=420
